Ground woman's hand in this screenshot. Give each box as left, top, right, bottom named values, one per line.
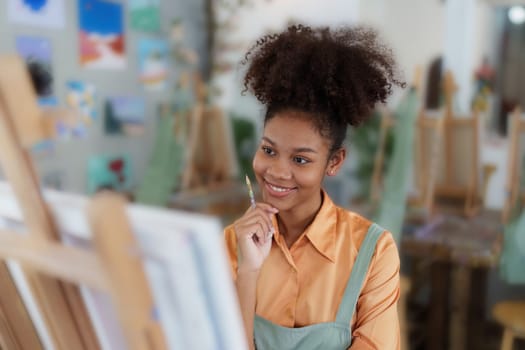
left=233, top=203, right=278, bottom=273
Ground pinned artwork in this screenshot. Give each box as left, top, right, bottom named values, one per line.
left=87, top=154, right=132, bottom=194
left=138, top=38, right=168, bottom=91
left=104, top=96, right=146, bottom=136
left=61, top=80, right=97, bottom=139
left=15, top=37, right=58, bottom=154
left=130, top=0, right=161, bottom=32
left=78, top=0, right=126, bottom=69
left=8, top=0, right=65, bottom=28
left=15, top=36, right=56, bottom=106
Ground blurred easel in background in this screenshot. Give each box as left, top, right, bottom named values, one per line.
left=502, top=107, right=525, bottom=224
left=400, top=70, right=504, bottom=350
left=169, top=73, right=249, bottom=223
left=492, top=106, right=525, bottom=350
left=361, top=66, right=423, bottom=350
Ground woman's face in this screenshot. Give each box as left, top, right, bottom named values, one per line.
left=252, top=111, right=345, bottom=213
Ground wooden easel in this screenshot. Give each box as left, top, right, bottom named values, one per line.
left=410, top=70, right=492, bottom=218
left=181, top=73, right=233, bottom=190
left=369, top=66, right=446, bottom=217
left=0, top=55, right=167, bottom=350
left=0, top=55, right=99, bottom=350
left=502, top=106, right=525, bottom=223
left=411, top=109, right=446, bottom=216
left=370, top=66, right=422, bottom=205
left=436, top=71, right=483, bottom=216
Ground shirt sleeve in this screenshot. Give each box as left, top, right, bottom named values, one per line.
left=224, top=225, right=238, bottom=281
left=350, top=231, right=401, bottom=350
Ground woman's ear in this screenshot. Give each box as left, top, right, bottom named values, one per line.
left=326, top=148, right=346, bottom=176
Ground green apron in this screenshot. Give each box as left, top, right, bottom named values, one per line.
left=253, top=223, right=385, bottom=350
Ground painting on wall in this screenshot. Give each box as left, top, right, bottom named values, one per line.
left=104, top=96, right=146, bottom=136
left=61, top=80, right=96, bottom=139
left=15, top=35, right=57, bottom=106
left=87, top=154, right=132, bottom=194
left=8, top=0, right=65, bottom=28
left=138, top=38, right=168, bottom=91
left=78, top=0, right=126, bottom=69
left=130, top=0, right=161, bottom=32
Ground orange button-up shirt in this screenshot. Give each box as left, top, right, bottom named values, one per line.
left=224, top=193, right=400, bottom=349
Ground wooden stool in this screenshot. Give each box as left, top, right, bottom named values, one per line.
left=493, top=301, right=525, bottom=350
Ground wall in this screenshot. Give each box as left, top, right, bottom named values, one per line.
left=217, top=0, right=446, bottom=112
left=0, top=0, right=207, bottom=194
left=359, top=0, right=446, bottom=105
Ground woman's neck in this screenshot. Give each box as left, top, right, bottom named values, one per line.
left=278, top=191, right=324, bottom=248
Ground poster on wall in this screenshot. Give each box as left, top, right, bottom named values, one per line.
left=130, top=0, right=161, bottom=32
left=15, top=35, right=57, bottom=155
left=138, top=38, right=168, bottom=91
left=15, top=36, right=57, bottom=106
left=87, top=154, right=132, bottom=194
left=78, top=0, right=126, bottom=69
left=61, top=80, right=97, bottom=139
left=8, top=0, right=65, bottom=28
left=104, top=96, right=146, bottom=136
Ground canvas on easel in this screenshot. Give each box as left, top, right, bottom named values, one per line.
left=432, top=71, right=488, bottom=217
left=0, top=55, right=247, bottom=350
left=410, top=71, right=492, bottom=218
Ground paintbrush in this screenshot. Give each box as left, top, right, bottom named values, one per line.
left=245, top=174, right=256, bottom=208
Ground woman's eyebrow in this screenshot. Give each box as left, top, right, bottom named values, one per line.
left=262, top=137, right=317, bottom=153
left=293, top=147, right=317, bottom=153
left=262, top=136, right=275, bottom=145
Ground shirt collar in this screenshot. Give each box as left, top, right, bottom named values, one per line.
left=304, top=190, right=337, bottom=263
left=272, top=190, right=337, bottom=263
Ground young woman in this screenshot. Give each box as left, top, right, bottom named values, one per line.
left=224, top=25, right=404, bottom=350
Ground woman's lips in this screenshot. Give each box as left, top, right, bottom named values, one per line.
left=264, top=180, right=297, bottom=198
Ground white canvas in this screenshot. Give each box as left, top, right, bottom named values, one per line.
left=0, top=182, right=247, bottom=350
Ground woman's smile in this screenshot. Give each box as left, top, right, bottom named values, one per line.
left=263, top=179, right=298, bottom=198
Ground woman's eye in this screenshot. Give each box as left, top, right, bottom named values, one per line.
left=262, top=146, right=275, bottom=155
left=293, top=156, right=309, bottom=165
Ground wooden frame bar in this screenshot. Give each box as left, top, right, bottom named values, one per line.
left=502, top=107, right=525, bottom=223
left=0, top=55, right=99, bottom=350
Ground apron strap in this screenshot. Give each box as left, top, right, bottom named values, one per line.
left=335, top=223, right=384, bottom=326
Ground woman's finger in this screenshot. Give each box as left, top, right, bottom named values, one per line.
left=237, top=219, right=269, bottom=242
left=239, top=207, right=274, bottom=234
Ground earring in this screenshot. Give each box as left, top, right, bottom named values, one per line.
left=329, top=170, right=334, bottom=175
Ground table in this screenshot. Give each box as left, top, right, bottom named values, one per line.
left=402, top=210, right=502, bottom=350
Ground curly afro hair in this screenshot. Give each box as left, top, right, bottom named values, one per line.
left=242, top=24, right=405, bottom=154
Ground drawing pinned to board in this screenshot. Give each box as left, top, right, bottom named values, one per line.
left=130, top=0, right=161, bottom=32
left=59, top=80, right=96, bottom=140
left=138, top=39, right=169, bottom=91
left=15, top=35, right=57, bottom=106
left=105, top=96, right=146, bottom=136
left=78, top=0, right=126, bottom=69
left=8, top=0, right=65, bottom=28
left=87, top=154, right=132, bottom=194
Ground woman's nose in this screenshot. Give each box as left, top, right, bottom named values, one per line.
left=266, top=160, right=292, bottom=180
